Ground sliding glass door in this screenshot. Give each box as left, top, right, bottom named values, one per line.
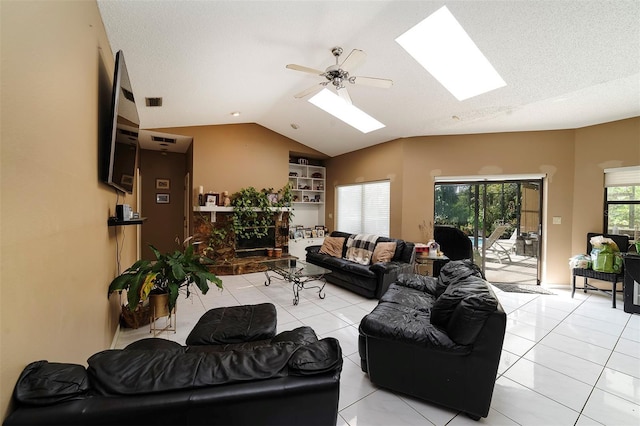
left=434, top=178, right=543, bottom=285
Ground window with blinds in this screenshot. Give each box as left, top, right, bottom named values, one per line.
left=336, top=180, right=390, bottom=236
left=604, top=166, right=640, bottom=239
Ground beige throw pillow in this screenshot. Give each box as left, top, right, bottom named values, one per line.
left=371, top=242, right=397, bottom=264
left=319, top=237, right=345, bottom=258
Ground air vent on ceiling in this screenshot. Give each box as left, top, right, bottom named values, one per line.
left=145, top=97, right=163, bottom=107
left=121, top=88, right=135, bottom=102
left=151, top=135, right=176, bottom=144
left=119, top=128, right=139, bottom=138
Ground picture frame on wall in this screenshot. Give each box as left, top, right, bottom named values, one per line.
left=156, top=193, right=170, bottom=204
left=205, top=193, right=218, bottom=206
left=156, top=178, right=170, bottom=190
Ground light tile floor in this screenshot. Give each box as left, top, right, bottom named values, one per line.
left=115, top=272, right=640, bottom=426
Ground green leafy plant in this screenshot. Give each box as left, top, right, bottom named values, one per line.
left=230, top=184, right=294, bottom=240
left=108, top=237, right=223, bottom=312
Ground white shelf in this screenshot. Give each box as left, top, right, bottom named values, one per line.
left=194, top=205, right=291, bottom=222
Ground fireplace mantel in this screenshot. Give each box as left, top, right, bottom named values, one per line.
left=194, top=205, right=292, bottom=222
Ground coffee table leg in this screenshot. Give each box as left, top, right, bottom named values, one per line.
left=264, top=271, right=271, bottom=286
left=292, top=280, right=300, bottom=305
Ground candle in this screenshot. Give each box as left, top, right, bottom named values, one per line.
left=198, top=186, right=204, bottom=194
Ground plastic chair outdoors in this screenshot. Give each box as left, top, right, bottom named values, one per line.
left=483, top=225, right=512, bottom=264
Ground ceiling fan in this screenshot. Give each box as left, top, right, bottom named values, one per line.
left=286, top=46, right=393, bottom=104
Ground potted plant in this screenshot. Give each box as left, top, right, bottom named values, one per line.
left=108, top=237, right=223, bottom=315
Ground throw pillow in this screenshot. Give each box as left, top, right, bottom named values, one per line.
left=319, top=236, right=345, bottom=258
left=371, top=241, right=397, bottom=263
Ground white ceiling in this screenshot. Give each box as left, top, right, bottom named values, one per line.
left=97, top=1, right=640, bottom=157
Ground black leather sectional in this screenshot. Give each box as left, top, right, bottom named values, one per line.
left=4, top=304, right=342, bottom=426
left=306, top=231, right=416, bottom=298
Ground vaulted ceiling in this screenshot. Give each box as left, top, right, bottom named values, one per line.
left=97, top=1, right=640, bottom=157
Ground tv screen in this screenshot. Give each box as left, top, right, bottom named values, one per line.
left=101, top=50, right=139, bottom=194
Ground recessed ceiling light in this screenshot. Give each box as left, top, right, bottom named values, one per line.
left=308, top=89, right=385, bottom=134
left=230, top=111, right=241, bottom=117
left=396, top=6, right=506, bottom=101
left=290, top=123, right=299, bottom=130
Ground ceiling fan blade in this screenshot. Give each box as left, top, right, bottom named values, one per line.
left=294, top=83, right=325, bottom=99
left=350, top=76, right=393, bottom=89
left=339, top=49, right=366, bottom=72
left=337, top=87, right=352, bottom=104
left=286, top=64, right=325, bottom=75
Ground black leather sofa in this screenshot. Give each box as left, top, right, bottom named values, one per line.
left=358, top=260, right=506, bottom=420
left=5, top=304, right=342, bottom=426
left=305, top=231, right=416, bottom=298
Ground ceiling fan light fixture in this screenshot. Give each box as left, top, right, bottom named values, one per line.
left=308, top=89, right=385, bottom=134
left=396, top=6, right=506, bottom=101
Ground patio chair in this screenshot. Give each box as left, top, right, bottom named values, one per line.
left=484, top=225, right=512, bottom=263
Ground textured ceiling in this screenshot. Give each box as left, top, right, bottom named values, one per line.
left=97, top=1, right=640, bottom=157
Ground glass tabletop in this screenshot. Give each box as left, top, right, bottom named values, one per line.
left=262, top=258, right=331, bottom=278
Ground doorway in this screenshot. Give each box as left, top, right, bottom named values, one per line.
left=434, top=178, right=543, bottom=285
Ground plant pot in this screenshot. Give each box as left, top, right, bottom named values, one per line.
left=149, top=293, right=170, bottom=320
left=274, top=248, right=282, bottom=258
left=266, top=248, right=274, bottom=257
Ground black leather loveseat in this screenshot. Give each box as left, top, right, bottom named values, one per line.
left=305, top=231, right=415, bottom=298
left=358, top=261, right=506, bottom=420
left=5, top=304, right=342, bottom=426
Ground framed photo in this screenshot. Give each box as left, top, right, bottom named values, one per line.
left=156, top=178, right=170, bottom=190
left=121, top=174, right=134, bottom=186
left=205, top=193, right=218, bottom=206
left=311, top=229, right=318, bottom=238
left=315, top=225, right=324, bottom=230
left=293, top=230, right=304, bottom=239
left=304, top=229, right=312, bottom=238
left=156, top=193, right=170, bottom=204
left=317, top=229, right=325, bottom=238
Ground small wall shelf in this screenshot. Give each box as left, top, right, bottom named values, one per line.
left=108, top=217, right=147, bottom=226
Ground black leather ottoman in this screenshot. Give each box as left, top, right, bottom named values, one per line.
left=186, top=303, right=277, bottom=345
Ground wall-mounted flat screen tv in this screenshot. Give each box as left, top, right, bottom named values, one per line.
left=100, top=50, right=139, bottom=194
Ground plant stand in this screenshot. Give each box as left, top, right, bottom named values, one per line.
left=149, top=293, right=176, bottom=337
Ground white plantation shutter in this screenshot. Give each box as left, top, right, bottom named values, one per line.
left=604, top=166, right=640, bottom=187
left=336, top=181, right=390, bottom=236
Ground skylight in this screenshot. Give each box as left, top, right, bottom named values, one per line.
left=308, top=89, right=385, bottom=133
left=396, top=6, right=506, bottom=101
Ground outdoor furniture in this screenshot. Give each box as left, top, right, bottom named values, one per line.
left=483, top=225, right=512, bottom=263
left=572, top=232, right=629, bottom=308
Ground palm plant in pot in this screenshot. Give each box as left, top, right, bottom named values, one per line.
left=108, top=237, right=223, bottom=318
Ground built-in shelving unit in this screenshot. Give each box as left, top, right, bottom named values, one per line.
left=194, top=205, right=291, bottom=222
left=288, top=163, right=325, bottom=204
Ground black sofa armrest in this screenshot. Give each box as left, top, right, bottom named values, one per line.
left=372, top=261, right=414, bottom=298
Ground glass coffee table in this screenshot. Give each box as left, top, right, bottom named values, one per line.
left=263, top=258, right=331, bottom=305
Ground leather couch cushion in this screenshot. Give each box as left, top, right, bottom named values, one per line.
left=88, top=342, right=298, bottom=395
left=271, top=326, right=318, bottom=345
left=380, top=284, right=436, bottom=311
left=431, top=275, right=498, bottom=345
left=359, top=303, right=469, bottom=354
left=319, top=237, right=345, bottom=258
left=396, top=274, right=438, bottom=294
left=125, top=338, right=185, bottom=352
left=14, top=361, right=89, bottom=405
left=436, top=260, right=483, bottom=297
left=447, top=292, right=498, bottom=345
left=186, top=303, right=277, bottom=345
left=372, top=242, right=396, bottom=263
left=289, top=338, right=343, bottom=376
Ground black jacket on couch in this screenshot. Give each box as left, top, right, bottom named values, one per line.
left=305, top=231, right=416, bottom=299
left=4, top=327, right=342, bottom=426
left=358, top=260, right=506, bottom=420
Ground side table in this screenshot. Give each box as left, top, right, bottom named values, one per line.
left=415, top=255, right=450, bottom=277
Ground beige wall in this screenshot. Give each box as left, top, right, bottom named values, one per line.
left=1, top=1, right=138, bottom=419
left=152, top=123, right=327, bottom=230
left=325, top=120, right=639, bottom=285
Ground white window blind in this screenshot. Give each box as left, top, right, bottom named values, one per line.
left=336, top=181, right=390, bottom=236
left=604, top=166, right=640, bottom=187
